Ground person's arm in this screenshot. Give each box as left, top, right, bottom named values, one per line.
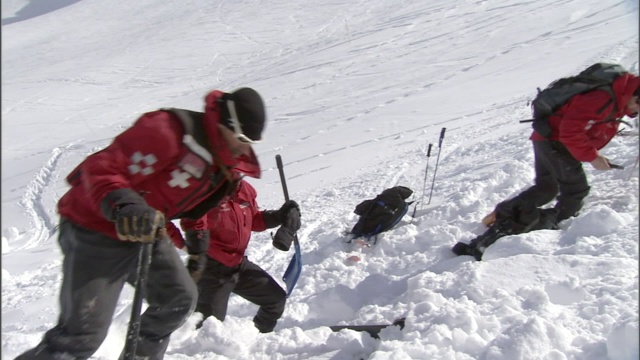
left=557, top=91, right=614, bottom=163
left=180, top=217, right=210, bottom=282
left=89, top=111, right=184, bottom=210
left=258, top=210, right=281, bottom=230
left=166, top=221, right=186, bottom=249
left=270, top=201, right=301, bottom=251
left=85, top=111, right=184, bottom=241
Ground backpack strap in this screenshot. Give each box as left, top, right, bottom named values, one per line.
left=597, top=86, right=618, bottom=121
left=591, top=95, right=633, bottom=127
left=162, top=108, right=211, bottom=160
left=161, top=108, right=235, bottom=183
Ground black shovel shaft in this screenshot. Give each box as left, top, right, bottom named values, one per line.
left=276, top=155, right=290, bottom=202
left=123, top=242, right=153, bottom=360
left=276, top=155, right=298, bottom=246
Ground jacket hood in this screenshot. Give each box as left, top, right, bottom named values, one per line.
left=203, top=90, right=262, bottom=179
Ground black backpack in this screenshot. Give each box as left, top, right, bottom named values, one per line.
left=528, top=63, right=628, bottom=138
left=350, top=186, right=413, bottom=240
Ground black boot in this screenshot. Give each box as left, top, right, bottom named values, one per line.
left=452, top=223, right=511, bottom=261
left=14, top=344, right=77, bottom=360
left=118, top=336, right=169, bottom=360
left=451, top=241, right=483, bottom=261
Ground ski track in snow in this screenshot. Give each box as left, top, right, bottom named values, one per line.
left=16, top=142, right=79, bottom=250
left=253, top=4, right=637, bottom=184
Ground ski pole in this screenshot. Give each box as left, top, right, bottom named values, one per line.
left=427, top=127, right=446, bottom=205
left=628, top=155, right=639, bottom=181
left=123, top=242, right=154, bottom=360
left=411, top=143, right=433, bottom=218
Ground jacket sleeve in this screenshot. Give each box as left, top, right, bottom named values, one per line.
left=557, top=91, right=614, bottom=162
left=258, top=210, right=281, bottom=230
left=180, top=217, right=210, bottom=255
left=81, top=111, right=185, bottom=220
left=248, top=188, right=271, bottom=232
left=180, top=216, right=208, bottom=231
left=166, top=221, right=186, bottom=249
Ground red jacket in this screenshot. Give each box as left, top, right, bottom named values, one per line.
left=169, top=180, right=278, bottom=267
left=530, top=73, right=640, bottom=162
left=58, top=90, right=261, bottom=239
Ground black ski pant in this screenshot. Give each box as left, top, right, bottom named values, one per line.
left=506, top=140, right=590, bottom=222
left=15, top=218, right=197, bottom=360
left=195, top=256, right=286, bottom=333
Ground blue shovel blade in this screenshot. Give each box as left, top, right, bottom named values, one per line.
left=282, top=240, right=302, bottom=297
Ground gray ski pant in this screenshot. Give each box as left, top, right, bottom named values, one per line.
left=195, top=256, right=286, bottom=333
left=509, top=140, right=590, bottom=222
left=14, top=218, right=197, bottom=360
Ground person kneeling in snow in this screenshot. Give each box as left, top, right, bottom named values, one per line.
left=168, top=179, right=301, bottom=333
left=454, top=68, right=640, bottom=260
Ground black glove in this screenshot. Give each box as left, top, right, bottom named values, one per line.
left=184, top=229, right=210, bottom=282
left=186, top=254, right=207, bottom=283
left=272, top=226, right=295, bottom=251
left=115, top=203, right=165, bottom=242
left=185, top=229, right=210, bottom=255
left=277, top=200, right=301, bottom=232
left=272, top=201, right=301, bottom=251
left=100, top=188, right=165, bottom=242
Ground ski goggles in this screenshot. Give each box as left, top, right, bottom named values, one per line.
left=226, top=100, right=261, bottom=144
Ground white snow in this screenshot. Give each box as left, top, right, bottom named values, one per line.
left=2, top=0, right=638, bottom=359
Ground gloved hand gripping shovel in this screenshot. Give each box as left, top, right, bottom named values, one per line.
left=276, top=154, right=302, bottom=297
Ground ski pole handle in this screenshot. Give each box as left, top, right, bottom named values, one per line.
left=427, top=127, right=446, bottom=205
left=276, top=155, right=290, bottom=202
left=417, top=143, right=434, bottom=214
left=438, top=127, right=446, bottom=148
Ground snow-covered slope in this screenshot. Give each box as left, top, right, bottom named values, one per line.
left=2, top=0, right=638, bottom=359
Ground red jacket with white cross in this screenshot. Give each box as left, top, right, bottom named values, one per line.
left=57, top=90, right=261, bottom=240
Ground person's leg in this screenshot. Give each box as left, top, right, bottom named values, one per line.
left=128, top=237, right=198, bottom=360
left=505, top=141, right=560, bottom=208
left=194, top=257, right=237, bottom=328
left=232, top=258, right=286, bottom=333
left=15, top=219, right=136, bottom=360
left=545, top=142, right=589, bottom=222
